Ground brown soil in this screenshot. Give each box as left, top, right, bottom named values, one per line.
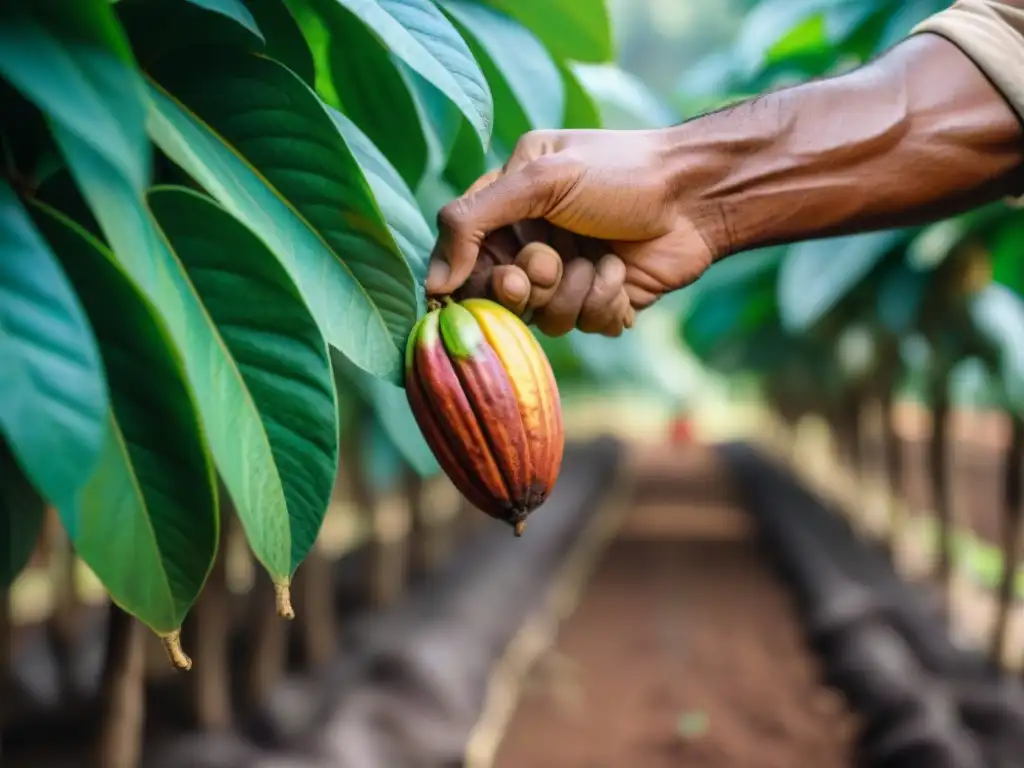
left=493, top=446, right=857, bottom=768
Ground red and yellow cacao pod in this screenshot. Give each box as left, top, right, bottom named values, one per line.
left=405, top=297, right=564, bottom=536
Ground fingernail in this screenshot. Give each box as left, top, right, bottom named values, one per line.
left=502, top=271, right=529, bottom=301
left=426, top=260, right=450, bottom=291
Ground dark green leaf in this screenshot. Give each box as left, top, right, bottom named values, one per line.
left=244, top=0, right=315, bottom=84
left=146, top=49, right=417, bottom=383
left=559, top=60, right=602, bottom=129
left=989, top=218, right=1024, bottom=298
left=0, top=0, right=150, bottom=192
left=0, top=180, right=109, bottom=508
left=968, top=284, right=1024, bottom=411
left=876, top=258, right=928, bottom=334
left=328, top=108, right=432, bottom=294
left=0, top=439, right=46, bottom=588
left=482, top=0, right=613, bottom=63
left=29, top=201, right=219, bottom=633
left=334, top=351, right=439, bottom=477
left=306, top=0, right=493, bottom=149
left=291, top=0, right=428, bottom=185
left=116, top=0, right=265, bottom=65
left=571, top=63, right=677, bottom=129
left=777, top=230, right=907, bottom=332
left=440, top=0, right=564, bottom=147
left=148, top=186, right=339, bottom=581
left=184, top=0, right=262, bottom=35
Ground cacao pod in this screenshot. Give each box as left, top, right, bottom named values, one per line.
left=405, top=297, right=564, bottom=536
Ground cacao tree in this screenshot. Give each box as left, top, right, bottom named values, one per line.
left=0, top=0, right=691, bottom=700
left=677, top=0, right=1024, bottom=664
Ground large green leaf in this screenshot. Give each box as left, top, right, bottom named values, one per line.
left=439, top=0, right=564, bottom=148
left=306, top=0, right=492, bottom=149
left=29, top=201, right=218, bottom=634
left=0, top=0, right=149, bottom=193
left=683, top=276, right=780, bottom=362
left=183, top=0, right=261, bottom=36
left=777, top=230, right=907, bottom=332
left=0, top=181, right=109, bottom=508
left=145, top=48, right=417, bottom=383
left=969, top=285, right=1024, bottom=411
left=876, top=258, right=928, bottom=334
left=334, top=351, right=440, bottom=477
left=147, top=186, right=339, bottom=585
left=365, top=409, right=408, bottom=492
left=329, top=109, right=432, bottom=293
left=733, top=0, right=831, bottom=75
left=570, top=62, right=677, bottom=129
left=238, top=0, right=315, bottom=84
left=290, top=0, right=428, bottom=186
left=482, top=0, right=613, bottom=63
left=0, top=439, right=46, bottom=589
left=989, top=216, right=1024, bottom=298
left=115, top=0, right=265, bottom=77
left=559, top=60, right=602, bottom=129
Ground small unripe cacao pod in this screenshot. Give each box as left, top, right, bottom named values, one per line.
left=405, top=298, right=564, bottom=536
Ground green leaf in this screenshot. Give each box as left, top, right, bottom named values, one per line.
left=990, top=217, right=1024, bottom=298
left=244, top=0, right=315, bottom=85
left=734, top=0, right=826, bottom=73
left=876, top=0, right=947, bottom=52
left=183, top=0, right=262, bottom=36
left=570, top=62, right=677, bottom=129
left=0, top=180, right=109, bottom=508
left=29, top=201, right=218, bottom=633
left=482, top=0, right=613, bottom=63
left=683, top=277, right=779, bottom=362
left=117, top=0, right=265, bottom=63
left=777, top=230, right=907, bottom=332
left=969, top=284, right=1024, bottom=411
left=559, top=61, right=602, bottom=129
left=439, top=0, right=564, bottom=147
left=333, top=351, right=440, bottom=477
left=365, top=409, right=408, bottom=491
left=147, top=186, right=339, bottom=583
left=0, top=439, right=46, bottom=589
left=145, top=48, right=417, bottom=383
left=0, top=0, right=150, bottom=192
left=291, top=0, right=428, bottom=186
left=309, top=0, right=493, bottom=149
left=328, top=108, right=432, bottom=293
left=876, top=258, right=928, bottom=334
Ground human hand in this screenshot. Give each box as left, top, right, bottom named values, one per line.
left=424, top=128, right=721, bottom=337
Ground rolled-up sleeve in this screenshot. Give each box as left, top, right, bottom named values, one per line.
left=912, top=1, right=1024, bottom=124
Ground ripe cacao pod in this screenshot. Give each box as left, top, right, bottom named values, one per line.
left=405, top=297, right=564, bottom=536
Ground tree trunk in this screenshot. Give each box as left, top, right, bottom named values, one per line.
left=929, top=378, right=953, bottom=618
left=1, top=588, right=10, bottom=757
left=369, top=490, right=411, bottom=609
left=407, top=470, right=429, bottom=579
left=243, top=569, right=290, bottom=713
left=292, top=548, right=336, bottom=670
left=185, top=511, right=232, bottom=732
left=45, top=517, right=79, bottom=702
left=94, top=603, right=147, bottom=768
left=880, top=387, right=904, bottom=559
left=992, top=416, right=1024, bottom=669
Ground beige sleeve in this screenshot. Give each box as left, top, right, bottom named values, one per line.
left=911, top=0, right=1024, bottom=124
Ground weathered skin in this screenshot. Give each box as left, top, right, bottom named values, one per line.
left=405, top=298, right=564, bottom=536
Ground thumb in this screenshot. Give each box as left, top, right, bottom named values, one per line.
left=426, top=159, right=559, bottom=296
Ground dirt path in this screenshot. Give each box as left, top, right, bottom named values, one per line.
left=493, top=447, right=857, bottom=768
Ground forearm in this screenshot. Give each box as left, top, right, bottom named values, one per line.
left=665, top=33, right=1024, bottom=258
